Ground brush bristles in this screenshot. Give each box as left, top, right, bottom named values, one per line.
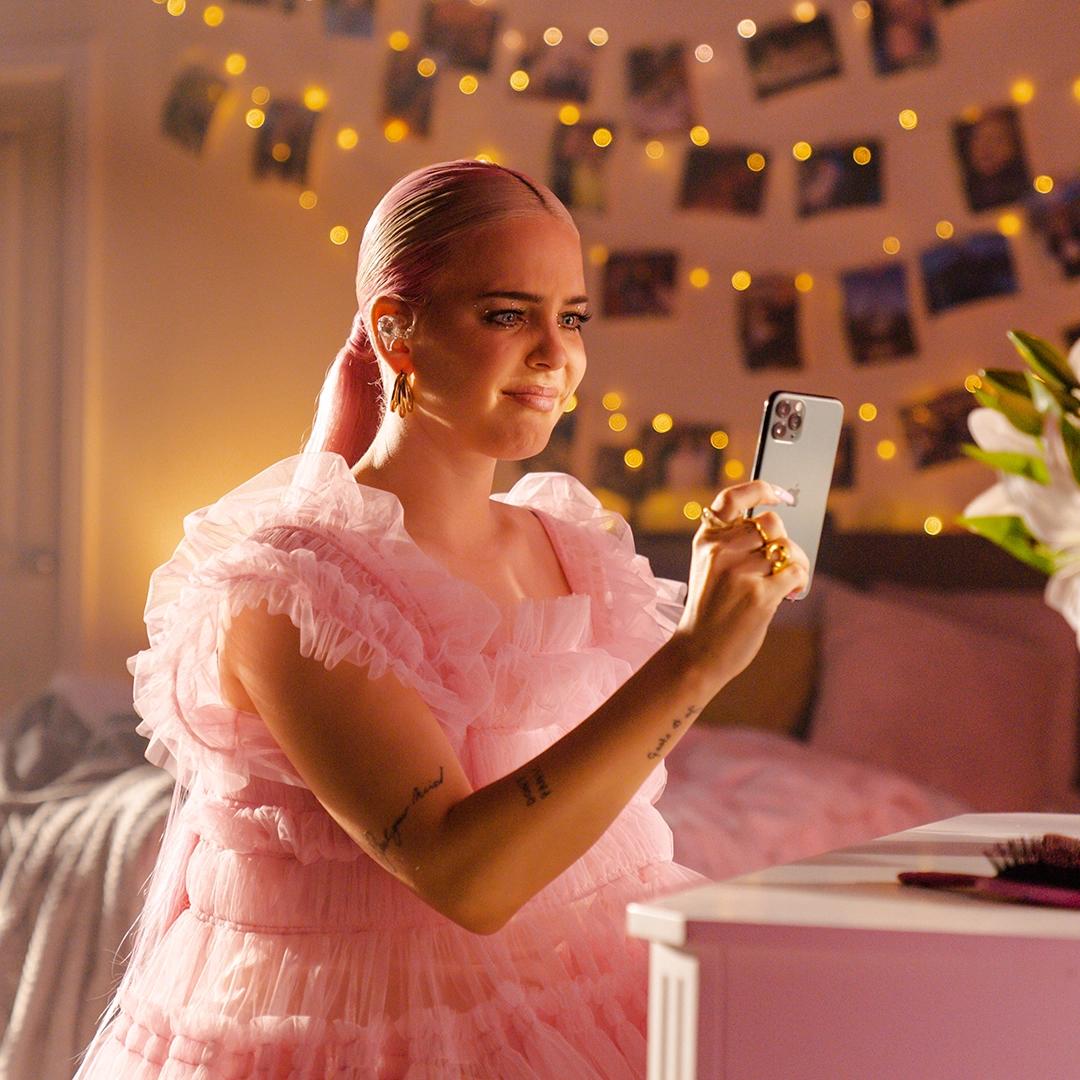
left=986, top=833, right=1080, bottom=888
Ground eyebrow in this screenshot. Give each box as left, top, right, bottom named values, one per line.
left=476, top=290, right=590, bottom=306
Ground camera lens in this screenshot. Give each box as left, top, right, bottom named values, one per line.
left=793, top=399, right=805, bottom=414
left=788, top=413, right=803, bottom=431
left=771, top=422, right=786, bottom=439
left=776, top=400, right=791, bottom=418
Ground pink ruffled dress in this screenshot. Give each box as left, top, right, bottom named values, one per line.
left=73, top=452, right=709, bottom=1079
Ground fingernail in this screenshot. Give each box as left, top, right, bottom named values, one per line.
left=772, top=484, right=795, bottom=505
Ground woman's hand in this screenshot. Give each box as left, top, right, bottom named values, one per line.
left=672, top=479, right=810, bottom=690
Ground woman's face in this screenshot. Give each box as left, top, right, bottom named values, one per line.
left=406, top=212, right=589, bottom=462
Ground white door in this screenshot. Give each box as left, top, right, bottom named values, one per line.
left=0, top=80, right=64, bottom=717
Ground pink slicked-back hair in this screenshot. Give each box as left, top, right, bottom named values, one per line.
left=301, top=159, right=578, bottom=467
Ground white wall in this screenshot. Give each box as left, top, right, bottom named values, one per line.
left=1, top=0, right=1078, bottom=677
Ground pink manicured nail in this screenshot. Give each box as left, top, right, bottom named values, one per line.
left=772, top=484, right=795, bottom=505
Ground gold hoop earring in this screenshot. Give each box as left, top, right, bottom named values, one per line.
left=390, top=370, right=414, bottom=417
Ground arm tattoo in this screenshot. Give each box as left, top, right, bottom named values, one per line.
left=647, top=704, right=701, bottom=760
left=515, top=763, right=552, bottom=807
left=365, top=765, right=445, bottom=854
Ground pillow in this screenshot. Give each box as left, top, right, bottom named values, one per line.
left=808, top=576, right=1077, bottom=811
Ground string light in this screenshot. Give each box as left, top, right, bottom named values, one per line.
left=329, top=226, right=349, bottom=245
left=690, top=125, right=710, bottom=146
left=1073, top=76, right=1080, bottom=101
left=876, top=439, right=897, bottom=460
left=558, top=104, right=580, bottom=125
left=592, top=127, right=613, bottom=148
left=608, top=412, right=628, bottom=432
left=883, top=235, right=901, bottom=254
left=564, top=394, right=578, bottom=413
left=852, top=145, right=872, bottom=165
left=166, top=0, right=186, bottom=14
left=923, top=516, right=943, bottom=536
left=588, top=27, right=609, bottom=46
left=731, top=270, right=752, bottom=291
left=588, top=244, right=608, bottom=266
left=624, top=449, right=644, bottom=469
left=710, top=430, right=729, bottom=450
left=459, top=75, right=479, bottom=95
left=509, top=70, right=529, bottom=91
left=858, top=403, right=878, bottom=421
left=724, top=459, right=746, bottom=480
left=225, top=52, right=246, bottom=75
left=794, top=272, right=814, bottom=292
left=852, top=0, right=871, bottom=17
left=683, top=501, right=703, bottom=521
left=793, top=2, right=817, bottom=22
left=964, top=374, right=983, bottom=393
left=245, top=108, right=265, bottom=128
left=737, top=19, right=757, bottom=38
left=792, top=141, right=812, bottom=160
left=602, top=392, right=623, bottom=411
left=1034, top=174, right=1054, bottom=193
left=1010, top=78, right=1035, bottom=105
left=304, top=86, right=328, bottom=111
left=898, top=109, right=918, bottom=130
left=298, top=190, right=318, bottom=209
left=384, top=118, right=409, bottom=142
left=475, top=148, right=501, bottom=164
left=203, top=5, right=224, bottom=26
left=997, top=211, right=1022, bottom=236
left=746, top=152, right=766, bottom=172
left=694, top=44, right=714, bottom=62
left=388, top=30, right=410, bottom=51
left=417, top=58, right=437, bottom=77
left=543, top=26, right=563, bottom=46
left=645, top=140, right=664, bottom=159
left=502, top=29, right=524, bottom=51
left=935, top=220, right=955, bottom=239
left=271, top=142, right=291, bottom=162
left=251, top=86, right=270, bottom=105
left=652, top=413, right=674, bottom=433
left=689, top=267, right=710, bottom=288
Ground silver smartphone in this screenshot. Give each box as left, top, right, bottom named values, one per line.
left=749, top=391, right=844, bottom=600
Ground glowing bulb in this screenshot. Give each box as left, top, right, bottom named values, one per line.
left=731, top=270, right=752, bottom=291
left=936, top=220, right=955, bottom=240
left=652, top=413, right=674, bottom=433
left=746, top=152, right=766, bottom=172
left=298, top=190, right=317, bottom=209
left=502, top=29, right=524, bottom=51
left=683, top=501, right=703, bottom=521
left=509, top=70, right=530, bottom=91
left=592, top=127, right=613, bottom=148
left=602, top=392, right=623, bottom=411
left=689, top=267, right=710, bottom=288
left=852, top=0, right=871, bottom=17
left=858, top=402, right=878, bottom=422
left=336, top=128, right=358, bottom=150
left=329, top=226, right=349, bottom=246
left=384, top=118, right=409, bottom=142
left=794, top=272, right=814, bottom=292
left=459, top=75, right=479, bottom=95
left=245, top=108, right=265, bottom=129
left=304, top=86, right=328, bottom=111
left=898, top=108, right=918, bottom=130
left=475, top=148, right=501, bottom=164
left=564, top=394, right=578, bottom=413
left=203, top=5, right=224, bottom=26
left=695, top=44, right=714, bottom=63
left=166, top=0, right=186, bottom=14
left=624, top=448, right=644, bottom=469
left=608, top=412, right=628, bottom=432
left=852, top=145, right=872, bottom=165
left=724, top=459, right=745, bottom=480
left=417, top=57, right=437, bottom=77
left=388, top=31, right=410, bottom=51
left=271, top=142, right=291, bottom=162
left=883, top=235, right=901, bottom=255
left=923, top=516, right=943, bottom=536
left=645, top=140, right=664, bottom=160
left=737, top=19, right=757, bottom=39
left=588, top=27, right=609, bottom=46
left=710, top=430, right=729, bottom=450
left=225, top=52, right=246, bottom=75
left=1073, top=76, right=1080, bottom=102
left=876, top=439, right=897, bottom=461
left=690, top=125, right=710, bottom=146
left=792, top=141, right=813, bottom=161
left=588, top=244, right=608, bottom=266
left=794, top=1, right=817, bottom=20
left=543, top=26, right=563, bottom=46
left=558, top=104, right=581, bottom=125
left=251, top=86, right=270, bottom=105
left=997, top=211, right=1022, bottom=236
left=1010, top=78, right=1035, bottom=105
left=964, top=374, right=982, bottom=393
left=1034, top=174, right=1054, bottom=194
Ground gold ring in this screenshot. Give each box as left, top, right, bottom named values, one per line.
left=700, top=505, right=732, bottom=530
left=763, top=539, right=791, bottom=575
left=747, top=517, right=771, bottom=547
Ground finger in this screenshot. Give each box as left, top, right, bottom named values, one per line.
left=707, top=480, right=794, bottom=524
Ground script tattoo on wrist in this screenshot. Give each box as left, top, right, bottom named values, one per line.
left=515, top=764, right=552, bottom=807
left=647, top=704, right=701, bottom=760
left=365, top=765, right=446, bottom=855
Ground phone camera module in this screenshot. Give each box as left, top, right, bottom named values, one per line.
left=788, top=413, right=803, bottom=431
left=775, top=400, right=792, bottom=418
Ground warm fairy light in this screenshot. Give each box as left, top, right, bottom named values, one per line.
left=694, top=44, right=714, bottom=63
left=997, top=211, right=1022, bottom=236
left=923, top=516, right=943, bottom=536
left=588, top=27, right=609, bottom=46
left=336, top=128, right=359, bottom=151
left=898, top=109, right=918, bottom=130
left=608, top=412, right=628, bottom=432
left=384, top=118, right=409, bottom=142
left=459, top=75, right=479, bottom=95
left=710, top=430, right=730, bottom=450
left=1073, top=77, right=1080, bottom=102
left=793, top=2, right=817, bottom=22
left=588, top=244, right=608, bottom=266
left=166, top=0, right=186, bottom=14
left=509, top=70, right=530, bottom=91
left=746, top=152, right=766, bottom=172
left=852, top=0, right=871, bottom=17
left=203, top=5, right=224, bottom=26
left=304, top=86, right=328, bottom=111
left=689, top=267, right=710, bottom=288
left=475, top=148, right=501, bottom=164
left=1010, top=78, right=1035, bottom=105
left=883, top=235, right=901, bottom=254
left=298, top=190, right=318, bottom=209
left=271, top=142, right=291, bottom=162
left=690, top=125, right=710, bottom=146
left=564, top=394, right=578, bottom=413
left=645, top=140, right=664, bottom=159
left=876, top=439, right=898, bottom=461
left=602, top=391, right=623, bottom=411
left=792, top=141, right=813, bottom=160
left=251, top=86, right=270, bottom=105
left=794, top=272, right=814, bottom=292
left=225, top=52, right=246, bottom=75
left=329, top=226, right=350, bottom=246
left=852, top=145, right=872, bottom=165
left=543, top=26, right=563, bottom=46
left=724, top=459, right=746, bottom=480
left=858, top=402, right=878, bottom=422
left=964, top=374, right=983, bottom=393
left=737, top=19, right=757, bottom=38
left=245, top=108, right=265, bottom=128
left=1034, top=174, right=1054, bottom=194
left=417, top=58, right=437, bottom=77
left=936, top=219, right=955, bottom=239
left=592, top=127, right=614, bottom=148
left=502, top=29, right=524, bottom=51
left=558, top=104, right=581, bottom=125
left=683, top=501, right=703, bottom=521
left=624, top=448, right=644, bottom=469
left=652, top=413, right=674, bottom=433
left=731, top=270, right=752, bottom=291
left=388, top=30, right=410, bottom=51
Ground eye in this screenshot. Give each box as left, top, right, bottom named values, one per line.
left=561, top=311, right=592, bottom=331
left=484, top=308, right=526, bottom=327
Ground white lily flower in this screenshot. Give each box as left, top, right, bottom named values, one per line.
left=1046, top=559, right=1080, bottom=644
left=967, top=406, right=1041, bottom=457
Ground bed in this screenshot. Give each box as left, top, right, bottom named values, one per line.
left=2, top=528, right=1076, bottom=1077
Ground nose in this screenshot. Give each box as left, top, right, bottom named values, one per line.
left=527, top=317, right=570, bottom=370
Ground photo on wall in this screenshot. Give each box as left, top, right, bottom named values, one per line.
left=420, top=0, right=500, bottom=73
left=602, top=251, right=678, bottom=317
left=899, top=387, right=977, bottom=469
left=549, top=120, right=615, bottom=212
left=323, top=0, right=375, bottom=37
left=382, top=46, right=437, bottom=137
left=920, top=232, right=1018, bottom=314
left=678, top=146, right=768, bottom=215
left=840, top=263, right=918, bottom=364
left=252, top=100, right=318, bottom=185
left=743, top=14, right=842, bottom=98
left=738, top=275, right=803, bottom=370
left=1029, top=176, right=1080, bottom=279
left=161, top=65, right=228, bottom=155
left=952, top=105, right=1031, bottom=212
left=514, top=34, right=595, bottom=102
left=870, top=0, right=938, bottom=75
left=640, top=425, right=724, bottom=495
left=796, top=141, right=883, bottom=217
left=625, top=43, right=696, bottom=138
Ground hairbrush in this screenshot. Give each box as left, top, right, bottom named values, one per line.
left=898, top=832, right=1080, bottom=909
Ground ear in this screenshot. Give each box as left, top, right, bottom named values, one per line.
left=367, top=296, right=416, bottom=370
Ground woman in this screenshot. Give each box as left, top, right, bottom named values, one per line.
left=73, top=159, right=805, bottom=1078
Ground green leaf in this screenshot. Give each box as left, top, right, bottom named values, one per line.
left=1061, top=414, right=1080, bottom=487
left=957, top=514, right=1058, bottom=576
left=961, top=443, right=1049, bottom=484
left=1008, top=329, right=1079, bottom=391
left=981, top=368, right=1033, bottom=398
left=974, top=382, right=1043, bottom=436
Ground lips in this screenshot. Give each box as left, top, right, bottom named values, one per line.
left=502, top=386, right=560, bottom=413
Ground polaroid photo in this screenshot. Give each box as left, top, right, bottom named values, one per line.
left=738, top=275, right=802, bottom=370
left=678, top=145, right=767, bottom=215
left=383, top=47, right=436, bottom=137
left=900, top=387, right=977, bottom=469
left=602, top=251, right=678, bottom=317
left=161, top=65, right=228, bottom=155
left=840, top=263, right=918, bottom=364
left=1029, top=176, right=1080, bottom=279
left=252, top=100, right=318, bottom=185
left=323, top=0, right=374, bottom=37
left=797, top=141, right=883, bottom=216
left=420, top=0, right=500, bottom=73
left=550, top=120, right=615, bottom=212
left=744, top=14, right=842, bottom=99
left=870, top=0, right=938, bottom=75
left=952, top=105, right=1031, bottom=212
left=831, top=423, right=855, bottom=490
left=625, top=43, right=696, bottom=139
left=515, top=35, right=595, bottom=103
left=920, top=231, right=1018, bottom=314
